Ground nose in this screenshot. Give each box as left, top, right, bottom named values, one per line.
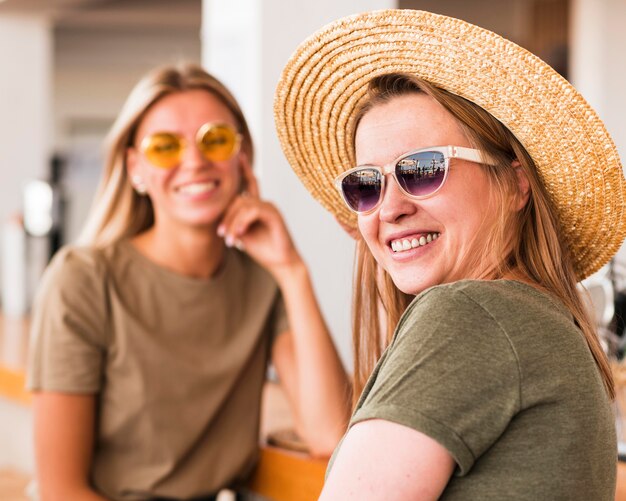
left=179, top=139, right=208, bottom=170
left=378, top=174, right=418, bottom=223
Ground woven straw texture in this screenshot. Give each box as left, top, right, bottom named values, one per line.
left=274, top=9, right=626, bottom=280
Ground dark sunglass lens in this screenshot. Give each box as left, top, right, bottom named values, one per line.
left=396, top=151, right=446, bottom=197
left=341, top=169, right=382, bottom=212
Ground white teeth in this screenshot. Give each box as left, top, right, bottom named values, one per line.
left=390, top=232, right=440, bottom=253
left=178, top=181, right=217, bottom=195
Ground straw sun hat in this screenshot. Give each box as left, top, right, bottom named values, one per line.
left=274, top=9, right=626, bottom=280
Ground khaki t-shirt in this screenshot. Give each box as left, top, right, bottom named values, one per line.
left=28, top=240, right=288, bottom=500
left=332, top=279, right=616, bottom=500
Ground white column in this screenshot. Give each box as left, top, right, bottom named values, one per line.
left=603, top=0, right=626, bottom=279
left=202, top=0, right=395, bottom=367
left=570, top=0, right=626, bottom=162
left=201, top=0, right=262, bottom=172
left=569, top=0, right=607, bottom=123
left=570, top=0, right=626, bottom=282
left=601, top=0, right=626, bottom=165
left=0, top=15, right=53, bottom=311
left=0, top=15, right=53, bottom=224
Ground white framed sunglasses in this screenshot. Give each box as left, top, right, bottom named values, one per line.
left=334, top=145, right=496, bottom=214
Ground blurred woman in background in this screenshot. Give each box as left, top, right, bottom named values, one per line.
left=28, top=63, right=349, bottom=501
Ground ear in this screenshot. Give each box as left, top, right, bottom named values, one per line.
left=126, top=147, right=139, bottom=178
left=125, top=147, right=149, bottom=195
left=512, top=159, right=530, bottom=211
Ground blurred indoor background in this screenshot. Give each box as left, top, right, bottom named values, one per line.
left=0, top=0, right=625, bottom=497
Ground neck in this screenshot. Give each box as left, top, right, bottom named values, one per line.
left=131, top=221, right=226, bottom=279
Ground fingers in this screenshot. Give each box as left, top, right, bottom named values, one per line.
left=239, top=152, right=260, bottom=199
left=218, top=196, right=274, bottom=247
left=218, top=196, right=301, bottom=272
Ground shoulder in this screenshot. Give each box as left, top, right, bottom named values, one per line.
left=35, top=244, right=116, bottom=308
left=399, top=280, right=506, bottom=329
left=354, top=284, right=524, bottom=473
left=409, top=278, right=534, bottom=306
left=42, top=245, right=106, bottom=283
left=28, top=245, right=113, bottom=392
left=394, top=279, right=576, bottom=370
left=402, top=279, right=562, bottom=328
left=393, top=280, right=536, bottom=362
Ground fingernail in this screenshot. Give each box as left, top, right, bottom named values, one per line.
left=225, top=235, right=234, bottom=247
left=234, top=239, right=245, bottom=251
left=217, top=225, right=225, bottom=237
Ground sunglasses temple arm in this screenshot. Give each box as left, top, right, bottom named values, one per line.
left=453, top=146, right=496, bottom=165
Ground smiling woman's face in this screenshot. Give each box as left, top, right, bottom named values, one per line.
left=355, top=93, right=497, bottom=295
left=127, top=89, right=242, bottom=232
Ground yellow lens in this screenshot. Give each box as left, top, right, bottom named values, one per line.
left=197, top=123, right=241, bottom=162
left=140, top=132, right=183, bottom=169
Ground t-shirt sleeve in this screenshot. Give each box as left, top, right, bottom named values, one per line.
left=27, top=247, right=109, bottom=393
left=351, top=286, right=521, bottom=475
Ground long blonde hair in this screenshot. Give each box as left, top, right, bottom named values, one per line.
left=351, top=73, right=614, bottom=405
left=78, top=63, right=254, bottom=247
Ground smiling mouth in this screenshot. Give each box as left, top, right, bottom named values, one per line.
left=176, top=181, right=218, bottom=195
left=390, top=232, right=440, bottom=253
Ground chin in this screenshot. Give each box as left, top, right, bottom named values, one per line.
left=391, top=274, right=439, bottom=296
left=177, top=207, right=228, bottom=226
left=392, top=278, right=424, bottom=296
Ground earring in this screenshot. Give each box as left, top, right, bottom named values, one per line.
left=131, top=174, right=147, bottom=195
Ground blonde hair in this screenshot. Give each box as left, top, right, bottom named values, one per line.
left=78, top=63, right=254, bottom=247
left=351, top=73, right=614, bottom=405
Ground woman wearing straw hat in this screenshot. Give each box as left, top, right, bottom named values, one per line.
left=27, top=63, right=349, bottom=501
left=275, top=9, right=626, bottom=500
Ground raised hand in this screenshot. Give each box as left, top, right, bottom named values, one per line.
left=217, top=154, right=303, bottom=280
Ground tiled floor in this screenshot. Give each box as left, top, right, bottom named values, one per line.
left=0, top=468, right=30, bottom=501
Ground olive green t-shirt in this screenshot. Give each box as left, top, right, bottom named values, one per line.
left=27, top=240, right=288, bottom=500
left=334, top=280, right=616, bottom=500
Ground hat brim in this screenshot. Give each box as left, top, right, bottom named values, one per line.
left=274, top=9, right=626, bottom=280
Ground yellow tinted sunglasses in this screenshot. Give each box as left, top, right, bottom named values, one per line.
left=139, top=122, right=242, bottom=169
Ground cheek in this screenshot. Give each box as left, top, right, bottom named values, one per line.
left=356, top=216, right=370, bottom=240
left=144, top=168, right=172, bottom=192
left=223, top=161, right=242, bottom=193
left=357, top=216, right=380, bottom=253
left=440, top=172, right=495, bottom=229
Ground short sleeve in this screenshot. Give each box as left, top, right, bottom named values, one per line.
left=27, top=247, right=109, bottom=393
left=351, top=286, right=521, bottom=475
